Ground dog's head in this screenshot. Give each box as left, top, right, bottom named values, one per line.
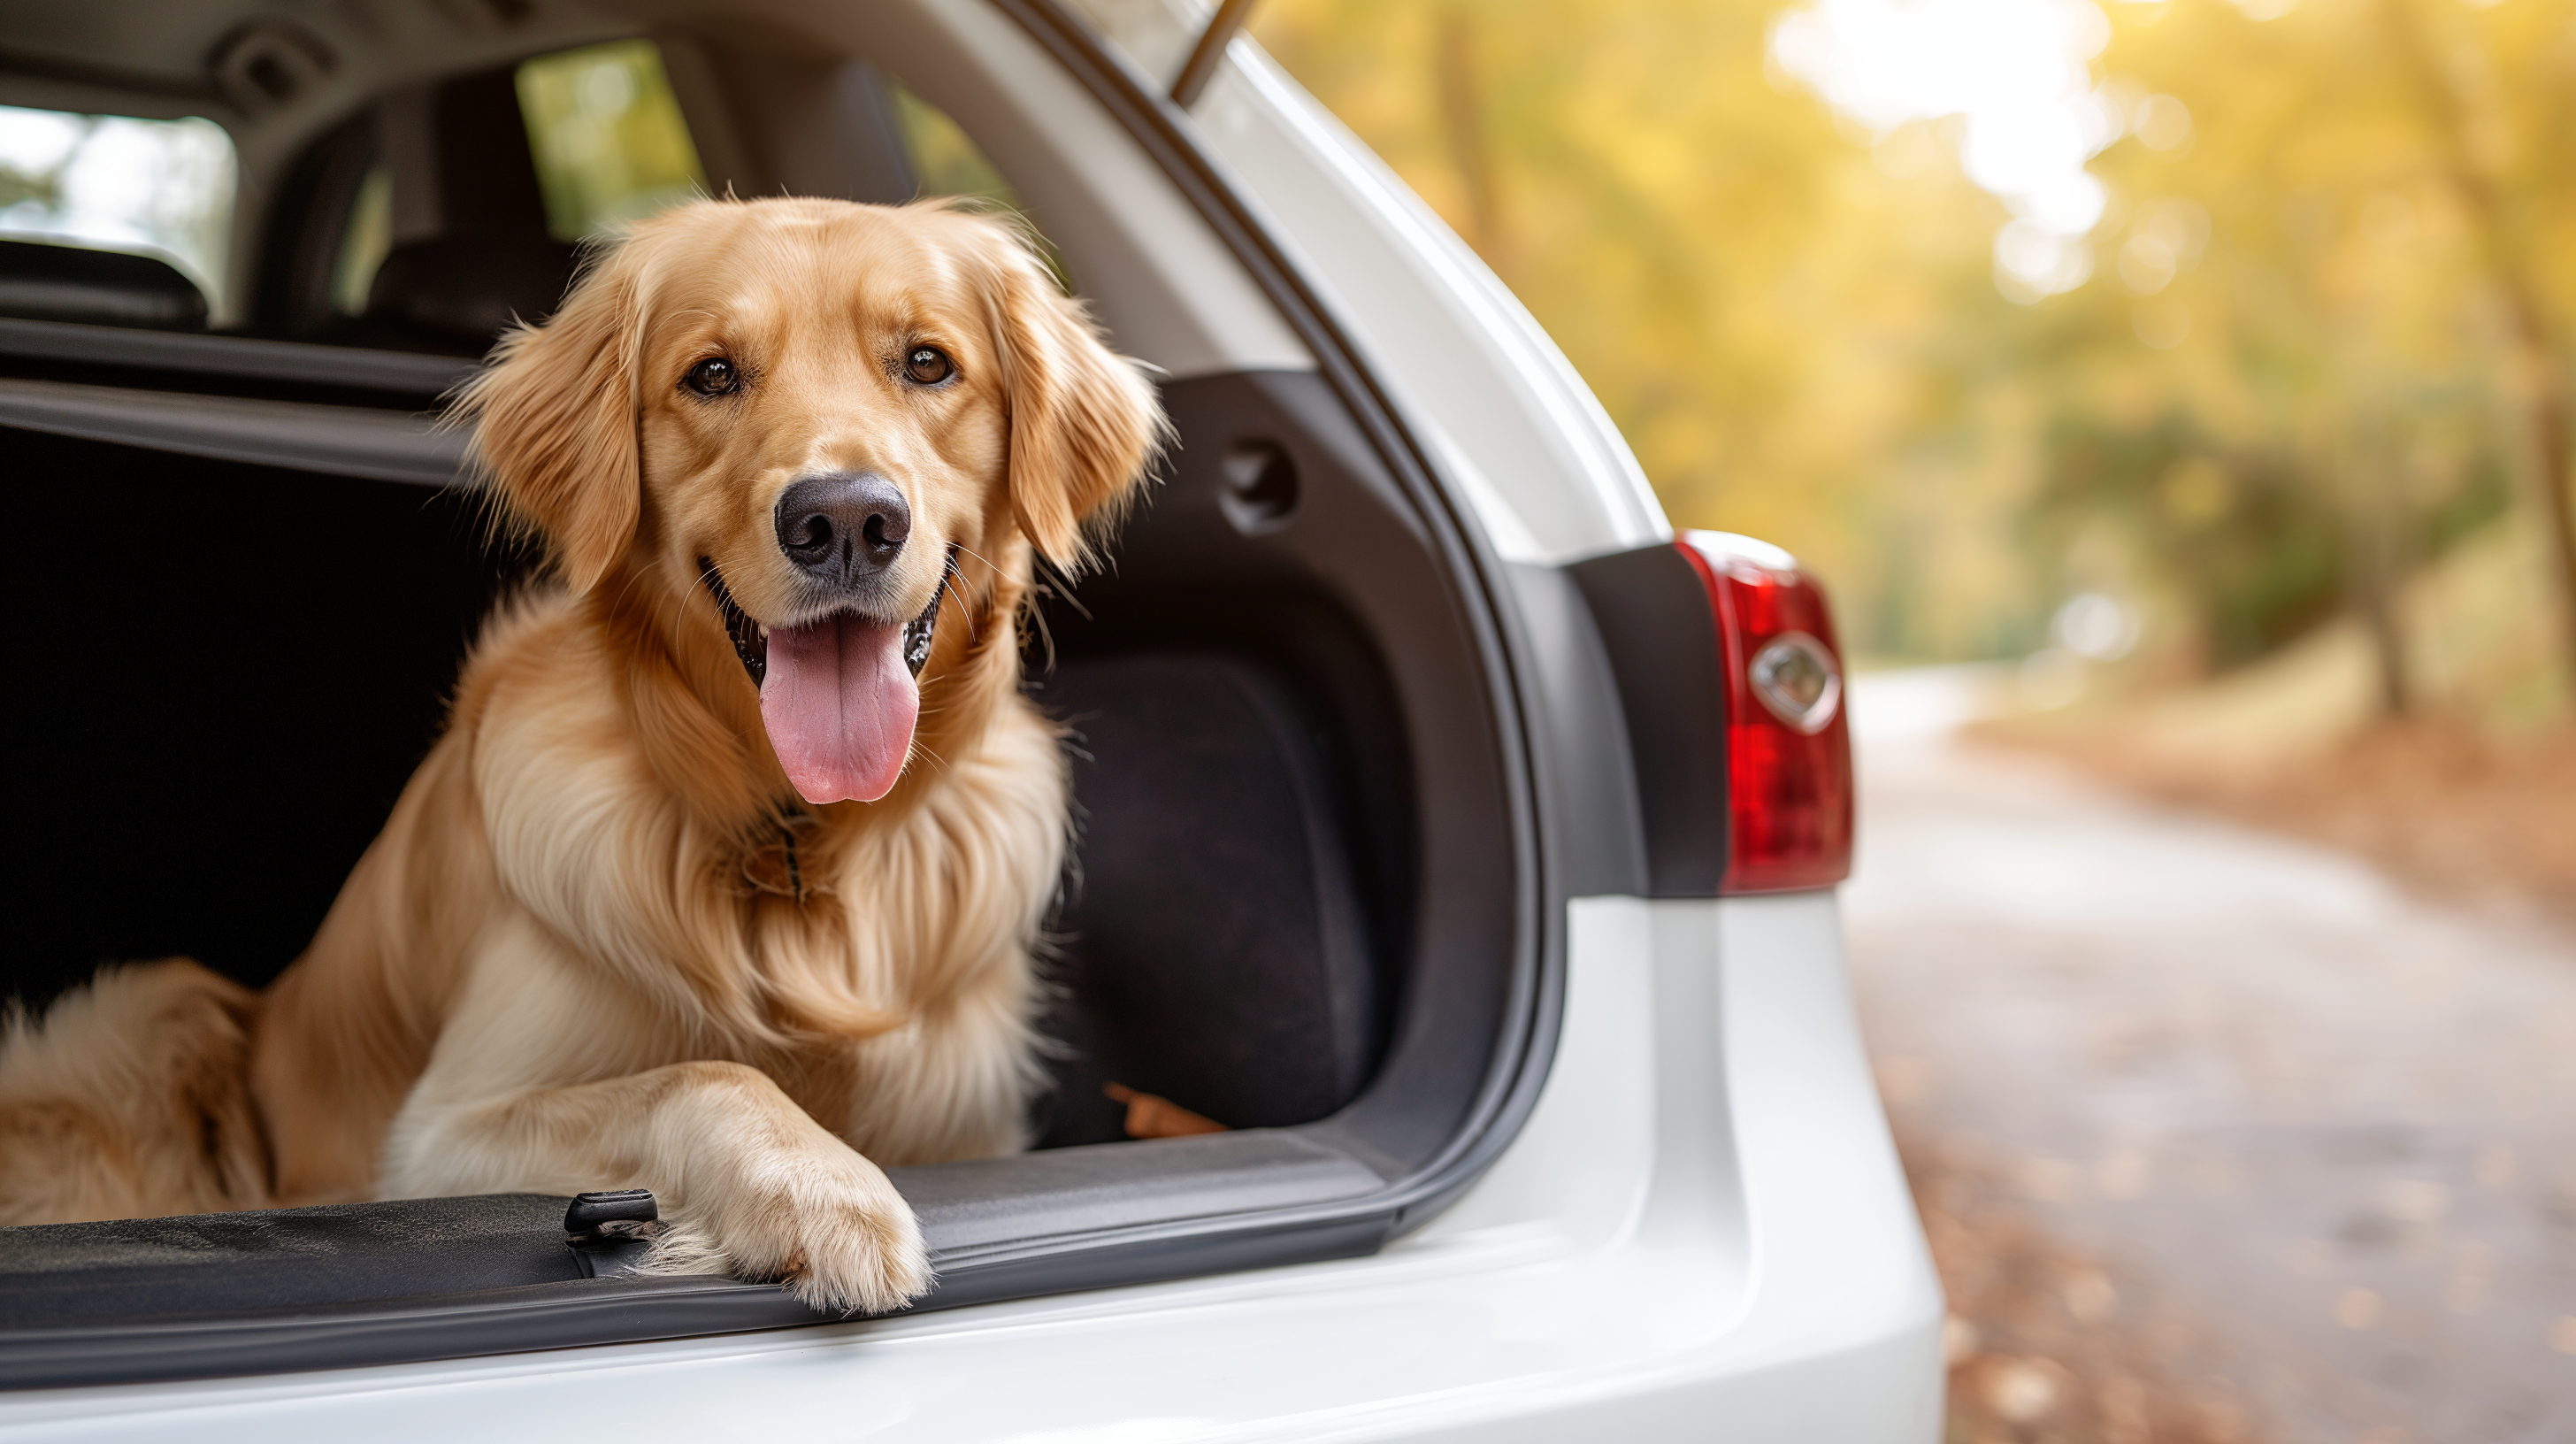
left=459, top=198, right=1160, bottom=807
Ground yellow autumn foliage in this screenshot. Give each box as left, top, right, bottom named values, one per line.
left=1253, top=0, right=2574, bottom=702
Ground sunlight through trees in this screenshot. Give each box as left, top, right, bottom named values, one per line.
left=1253, top=0, right=2572, bottom=722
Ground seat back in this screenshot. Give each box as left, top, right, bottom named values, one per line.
left=358, top=66, right=577, bottom=349
left=0, top=240, right=207, bottom=330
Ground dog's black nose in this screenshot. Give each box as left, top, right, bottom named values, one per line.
left=775, top=473, right=910, bottom=589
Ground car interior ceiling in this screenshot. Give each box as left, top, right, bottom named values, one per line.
left=0, top=4, right=1532, bottom=1372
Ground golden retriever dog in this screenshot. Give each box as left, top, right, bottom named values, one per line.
left=0, top=196, right=1162, bottom=1312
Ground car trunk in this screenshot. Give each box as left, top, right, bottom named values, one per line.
left=0, top=318, right=1544, bottom=1385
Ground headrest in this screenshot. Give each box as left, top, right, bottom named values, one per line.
left=364, top=232, right=578, bottom=347
left=0, top=239, right=208, bottom=330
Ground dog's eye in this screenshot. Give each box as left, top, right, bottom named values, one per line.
left=683, top=357, right=739, bottom=396
left=903, top=347, right=954, bottom=386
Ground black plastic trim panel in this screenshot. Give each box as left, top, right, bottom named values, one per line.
left=1566, top=543, right=1730, bottom=892
left=1501, top=563, right=1650, bottom=898
left=0, top=1134, right=1385, bottom=1388
left=0, top=317, right=476, bottom=399
left=0, top=1219, right=1393, bottom=1393
left=1567, top=542, right=1731, bottom=896
left=0, top=379, right=465, bottom=488
left=0, top=1276, right=818, bottom=1393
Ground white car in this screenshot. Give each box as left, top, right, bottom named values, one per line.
left=0, top=0, right=1943, bottom=1436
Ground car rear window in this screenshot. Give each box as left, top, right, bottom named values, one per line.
left=0, top=104, right=238, bottom=320
left=329, top=40, right=708, bottom=319
left=890, top=84, right=1014, bottom=205
left=326, top=39, right=1021, bottom=326
left=518, top=39, right=708, bottom=243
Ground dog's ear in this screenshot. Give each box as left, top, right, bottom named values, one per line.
left=975, top=225, right=1162, bottom=575
left=455, top=249, right=646, bottom=595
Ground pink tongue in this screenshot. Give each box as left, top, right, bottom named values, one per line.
left=759, top=614, right=919, bottom=804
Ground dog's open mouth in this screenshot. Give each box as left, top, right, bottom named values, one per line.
left=701, top=548, right=958, bottom=806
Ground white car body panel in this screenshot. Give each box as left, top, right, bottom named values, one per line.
left=0, top=895, right=1940, bottom=1441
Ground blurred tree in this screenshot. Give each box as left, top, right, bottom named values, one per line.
left=2031, top=411, right=2342, bottom=670
left=1432, top=4, right=1503, bottom=260
left=2077, top=0, right=2574, bottom=703
left=2382, top=0, right=2576, bottom=685
left=517, top=40, right=704, bottom=241
left=1258, top=0, right=2020, bottom=658
left=1254, top=0, right=2574, bottom=707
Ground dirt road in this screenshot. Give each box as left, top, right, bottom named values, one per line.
left=1841, top=670, right=2576, bottom=1444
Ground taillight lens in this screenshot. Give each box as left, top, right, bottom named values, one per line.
left=1675, top=531, right=1854, bottom=893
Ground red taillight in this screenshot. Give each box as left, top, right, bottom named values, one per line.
left=1675, top=531, right=1854, bottom=893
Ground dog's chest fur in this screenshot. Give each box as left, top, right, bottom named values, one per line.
left=462, top=603, right=1063, bottom=1165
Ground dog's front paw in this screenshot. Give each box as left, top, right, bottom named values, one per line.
left=644, top=1149, right=930, bottom=1314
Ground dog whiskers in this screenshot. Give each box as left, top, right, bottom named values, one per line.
left=1031, top=553, right=1092, bottom=621
left=1024, top=596, right=1057, bottom=674
left=938, top=573, right=979, bottom=643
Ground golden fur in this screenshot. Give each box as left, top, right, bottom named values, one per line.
left=0, top=197, right=1162, bottom=1312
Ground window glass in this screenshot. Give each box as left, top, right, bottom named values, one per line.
left=332, top=163, right=393, bottom=317
left=0, top=104, right=237, bottom=311
left=889, top=84, right=1015, bottom=205
left=517, top=39, right=707, bottom=242
left=323, top=50, right=1045, bottom=322
left=887, top=79, right=1070, bottom=292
